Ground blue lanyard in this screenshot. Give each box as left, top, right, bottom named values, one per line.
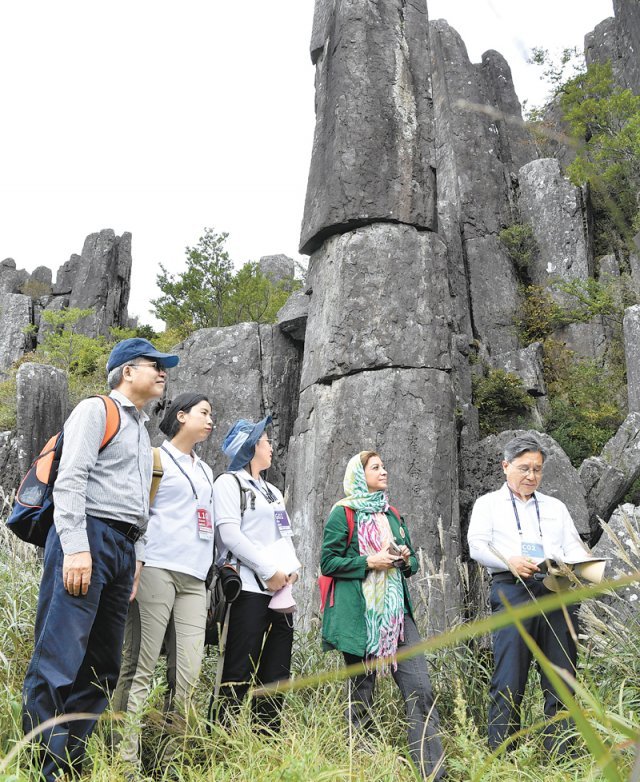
left=161, top=445, right=213, bottom=502
left=509, top=488, right=542, bottom=539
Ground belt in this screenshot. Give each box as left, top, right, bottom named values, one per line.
left=491, top=571, right=546, bottom=584
left=95, top=517, right=143, bottom=543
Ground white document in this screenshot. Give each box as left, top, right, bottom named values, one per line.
left=265, top=536, right=301, bottom=575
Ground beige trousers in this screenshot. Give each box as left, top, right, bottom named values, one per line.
left=112, top=566, right=206, bottom=764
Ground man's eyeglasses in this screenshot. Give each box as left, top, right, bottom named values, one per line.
left=128, top=361, right=166, bottom=373
left=514, top=466, right=543, bottom=476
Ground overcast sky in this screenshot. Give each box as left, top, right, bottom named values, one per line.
left=0, top=0, right=613, bottom=328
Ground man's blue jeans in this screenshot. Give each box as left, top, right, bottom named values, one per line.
left=23, top=517, right=135, bottom=781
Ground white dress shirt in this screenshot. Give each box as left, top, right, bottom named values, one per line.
left=467, top=483, right=588, bottom=573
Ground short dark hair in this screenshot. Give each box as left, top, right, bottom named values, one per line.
left=503, top=434, right=547, bottom=463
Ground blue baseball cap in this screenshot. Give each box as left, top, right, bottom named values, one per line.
left=222, top=415, right=273, bottom=471
left=106, top=338, right=180, bottom=372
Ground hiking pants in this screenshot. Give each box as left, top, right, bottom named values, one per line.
left=111, top=566, right=206, bottom=763
left=343, top=616, right=446, bottom=781
left=22, top=516, right=135, bottom=782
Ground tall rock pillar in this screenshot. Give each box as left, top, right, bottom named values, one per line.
left=288, top=0, right=463, bottom=632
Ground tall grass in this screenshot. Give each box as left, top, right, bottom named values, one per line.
left=1, top=501, right=639, bottom=781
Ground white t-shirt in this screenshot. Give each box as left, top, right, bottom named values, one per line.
left=213, top=469, right=297, bottom=595
left=143, top=440, right=214, bottom=581
left=468, top=482, right=588, bottom=573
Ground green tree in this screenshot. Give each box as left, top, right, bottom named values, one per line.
left=225, top=262, right=300, bottom=325
left=544, top=357, right=625, bottom=465
left=527, top=46, right=584, bottom=97
left=472, top=368, right=534, bottom=437
left=499, top=223, right=538, bottom=277
left=152, top=228, right=234, bottom=332
left=560, top=62, right=640, bottom=253
left=36, top=308, right=108, bottom=375
left=553, top=274, right=639, bottom=328
left=152, top=228, right=301, bottom=335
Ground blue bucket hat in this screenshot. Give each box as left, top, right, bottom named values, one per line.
left=222, top=415, right=273, bottom=471
left=107, top=338, right=180, bottom=372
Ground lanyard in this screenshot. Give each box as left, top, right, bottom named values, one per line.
left=248, top=477, right=278, bottom=504
left=509, top=488, right=542, bottom=540
left=161, top=445, right=213, bottom=502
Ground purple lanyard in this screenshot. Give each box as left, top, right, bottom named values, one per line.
left=509, top=488, right=542, bottom=540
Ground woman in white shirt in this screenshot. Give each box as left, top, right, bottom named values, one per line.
left=212, top=415, right=299, bottom=731
left=112, top=392, right=214, bottom=766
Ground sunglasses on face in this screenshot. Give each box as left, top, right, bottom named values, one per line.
left=128, top=360, right=166, bottom=372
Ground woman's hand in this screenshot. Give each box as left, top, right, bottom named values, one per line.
left=398, top=545, right=411, bottom=565
left=508, top=556, right=540, bottom=579
left=288, top=572, right=299, bottom=585
left=366, top=548, right=398, bottom=571
left=266, top=570, right=289, bottom=591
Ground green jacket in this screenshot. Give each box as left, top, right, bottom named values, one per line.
left=320, top=505, right=419, bottom=657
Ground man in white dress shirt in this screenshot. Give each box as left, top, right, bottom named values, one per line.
left=468, top=433, right=589, bottom=753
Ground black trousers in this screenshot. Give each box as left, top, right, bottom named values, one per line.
left=214, top=590, right=293, bottom=730
left=489, top=578, right=578, bottom=753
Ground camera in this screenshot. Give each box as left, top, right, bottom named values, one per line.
left=388, top=542, right=405, bottom=568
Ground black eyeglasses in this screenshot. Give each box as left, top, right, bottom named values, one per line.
left=129, top=360, right=166, bottom=373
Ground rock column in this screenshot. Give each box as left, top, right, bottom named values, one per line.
left=288, top=0, right=462, bottom=632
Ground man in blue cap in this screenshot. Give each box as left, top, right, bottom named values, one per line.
left=23, top=338, right=179, bottom=781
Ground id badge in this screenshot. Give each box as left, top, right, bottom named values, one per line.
left=274, top=508, right=293, bottom=537
left=197, top=507, right=214, bottom=541
left=521, top=541, right=544, bottom=559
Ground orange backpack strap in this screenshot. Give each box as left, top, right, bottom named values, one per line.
left=93, top=394, right=121, bottom=451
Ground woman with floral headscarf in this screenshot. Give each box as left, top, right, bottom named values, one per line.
left=320, top=451, right=445, bottom=781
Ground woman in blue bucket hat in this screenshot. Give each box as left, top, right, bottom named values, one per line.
left=211, top=415, right=300, bottom=730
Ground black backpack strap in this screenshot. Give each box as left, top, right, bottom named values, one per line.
left=213, top=471, right=256, bottom=519
left=210, top=472, right=258, bottom=581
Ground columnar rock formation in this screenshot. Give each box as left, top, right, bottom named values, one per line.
left=16, top=364, right=69, bottom=474
left=429, top=21, right=535, bottom=358
left=64, top=230, right=132, bottom=338
left=517, top=158, right=606, bottom=362
left=289, top=0, right=462, bottom=631
left=300, top=0, right=436, bottom=255
left=0, top=229, right=132, bottom=355
left=0, top=294, right=33, bottom=374
left=624, top=305, right=640, bottom=412
left=285, top=0, right=640, bottom=628
left=586, top=0, right=640, bottom=95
